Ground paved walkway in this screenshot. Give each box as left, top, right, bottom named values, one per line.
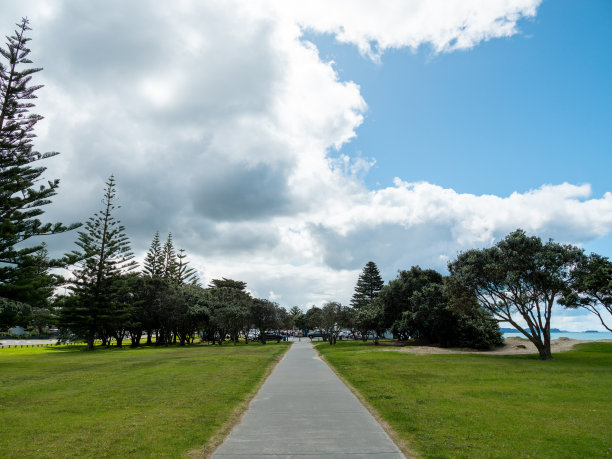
left=213, top=339, right=405, bottom=458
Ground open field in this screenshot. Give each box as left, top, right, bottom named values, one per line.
left=0, top=342, right=289, bottom=458
left=316, top=340, right=612, bottom=458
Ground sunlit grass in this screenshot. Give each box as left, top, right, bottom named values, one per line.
left=316, top=341, right=612, bottom=458
left=0, top=341, right=289, bottom=458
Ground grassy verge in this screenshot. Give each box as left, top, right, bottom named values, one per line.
left=0, top=341, right=289, bottom=458
left=315, top=341, right=612, bottom=458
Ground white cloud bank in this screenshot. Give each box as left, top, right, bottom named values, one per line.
left=3, top=0, right=611, bottom=329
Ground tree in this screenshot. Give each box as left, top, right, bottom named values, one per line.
left=560, top=253, right=612, bottom=332
left=303, top=306, right=322, bottom=332
left=448, top=229, right=583, bottom=360
left=9, top=243, right=61, bottom=333
left=396, top=280, right=503, bottom=349
left=143, top=231, right=163, bottom=278
left=209, top=278, right=247, bottom=291
left=320, top=301, right=353, bottom=344
left=161, top=233, right=177, bottom=280
left=207, top=283, right=251, bottom=345
left=354, top=302, right=385, bottom=344
left=0, top=296, right=30, bottom=331
left=377, top=266, right=443, bottom=338
left=351, top=261, right=384, bottom=310
left=175, top=248, right=198, bottom=285
left=60, top=176, right=137, bottom=350
left=0, top=18, right=79, bottom=299
left=249, top=298, right=278, bottom=344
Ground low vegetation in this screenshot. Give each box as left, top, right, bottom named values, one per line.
left=0, top=342, right=289, bottom=458
left=316, top=340, right=612, bottom=458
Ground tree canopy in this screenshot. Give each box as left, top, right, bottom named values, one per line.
left=350, top=261, right=384, bottom=310
left=0, top=17, right=79, bottom=307
left=560, top=253, right=612, bottom=332
left=448, top=229, right=583, bottom=360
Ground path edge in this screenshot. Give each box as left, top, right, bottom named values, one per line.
left=188, top=342, right=293, bottom=459
left=314, top=343, right=420, bottom=459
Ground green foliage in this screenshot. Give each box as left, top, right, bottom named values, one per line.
left=448, top=229, right=584, bottom=359
left=354, top=302, right=385, bottom=343
left=206, top=284, right=251, bottom=345
left=317, top=341, right=612, bottom=459
left=208, top=277, right=247, bottom=291
left=350, top=261, right=384, bottom=310
left=561, top=253, right=612, bottom=331
left=0, top=296, right=31, bottom=330
left=0, top=18, right=79, bottom=302
left=60, top=176, right=137, bottom=350
left=152, top=232, right=199, bottom=285
left=378, top=266, right=443, bottom=337
left=249, top=298, right=279, bottom=343
left=377, top=265, right=502, bottom=349
left=303, top=305, right=323, bottom=331
left=161, top=232, right=177, bottom=279
left=142, top=231, right=163, bottom=278
left=175, top=248, right=198, bottom=285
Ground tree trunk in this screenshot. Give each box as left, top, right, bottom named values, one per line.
left=534, top=341, right=553, bottom=360
left=86, top=333, right=95, bottom=351
left=130, top=330, right=142, bottom=347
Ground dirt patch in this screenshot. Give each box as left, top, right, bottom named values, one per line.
left=383, top=337, right=612, bottom=356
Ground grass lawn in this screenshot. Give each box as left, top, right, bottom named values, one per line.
left=0, top=341, right=289, bottom=458
left=315, top=340, right=612, bottom=458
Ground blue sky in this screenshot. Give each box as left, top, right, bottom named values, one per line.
left=311, top=0, right=611, bottom=238
left=2, top=0, right=611, bottom=330
left=316, top=0, right=611, bottom=196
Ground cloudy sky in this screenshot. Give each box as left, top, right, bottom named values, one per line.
left=3, top=0, right=611, bottom=330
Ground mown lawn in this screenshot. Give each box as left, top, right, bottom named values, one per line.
left=0, top=341, right=289, bottom=458
left=315, top=341, right=612, bottom=458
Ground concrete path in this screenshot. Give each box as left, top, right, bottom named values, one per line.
left=213, top=339, right=405, bottom=458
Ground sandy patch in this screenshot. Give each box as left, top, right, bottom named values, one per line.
left=384, top=337, right=612, bottom=356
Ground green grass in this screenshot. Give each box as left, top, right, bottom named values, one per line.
left=315, top=341, right=612, bottom=458
left=0, top=341, right=289, bottom=458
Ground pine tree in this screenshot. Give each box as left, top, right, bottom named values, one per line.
left=351, top=261, right=384, bottom=310
left=0, top=18, right=79, bottom=297
left=60, top=176, right=137, bottom=350
left=143, top=231, right=163, bottom=278
left=161, top=233, right=177, bottom=280
left=9, top=243, right=61, bottom=332
left=175, top=248, right=198, bottom=285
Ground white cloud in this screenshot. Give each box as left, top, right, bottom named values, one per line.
left=281, top=0, right=541, bottom=60
left=2, top=0, right=611, bottom=335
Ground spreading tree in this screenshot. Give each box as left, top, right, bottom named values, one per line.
left=560, top=253, right=612, bottom=332
left=448, top=229, right=583, bottom=360
left=350, top=261, right=383, bottom=310
left=60, top=176, right=137, bottom=350
left=0, top=18, right=79, bottom=304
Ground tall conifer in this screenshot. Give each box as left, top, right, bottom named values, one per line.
left=350, top=261, right=384, bottom=309
left=0, top=18, right=79, bottom=300
left=143, top=231, right=163, bottom=278
left=61, top=176, right=137, bottom=350
left=176, top=248, right=198, bottom=285
left=161, top=233, right=177, bottom=280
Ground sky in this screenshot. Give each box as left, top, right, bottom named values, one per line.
left=2, top=0, right=611, bottom=331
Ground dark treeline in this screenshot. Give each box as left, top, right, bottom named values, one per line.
left=339, top=230, right=612, bottom=360
left=302, top=261, right=504, bottom=350
left=0, top=19, right=297, bottom=349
